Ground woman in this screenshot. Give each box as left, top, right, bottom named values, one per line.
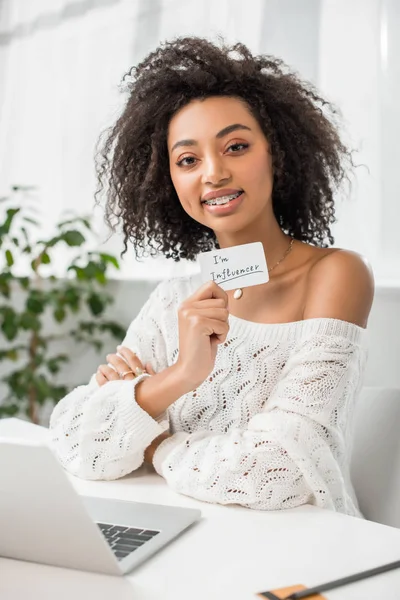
left=50, top=36, right=374, bottom=516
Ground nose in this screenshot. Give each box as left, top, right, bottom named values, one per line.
left=201, top=153, right=231, bottom=186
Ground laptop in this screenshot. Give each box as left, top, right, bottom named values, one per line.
left=0, top=432, right=201, bottom=576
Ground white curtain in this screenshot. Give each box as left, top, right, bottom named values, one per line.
left=318, top=0, right=400, bottom=284
left=0, top=0, right=140, bottom=275
left=1, top=0, right=395, bottom=282
left=379, top=0, right=400, bottom=280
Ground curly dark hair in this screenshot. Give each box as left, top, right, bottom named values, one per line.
left=95, top=35, right=354, bottom=261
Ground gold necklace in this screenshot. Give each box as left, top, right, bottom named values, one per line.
left=233, top=238, right=295, bottom=300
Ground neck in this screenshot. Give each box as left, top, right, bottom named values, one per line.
left=214, top=210, right=292, bottom=275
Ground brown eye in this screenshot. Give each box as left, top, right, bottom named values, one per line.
left=227, top=143, right=249, bottom=152
left=176, top=156, right=197, bottom=167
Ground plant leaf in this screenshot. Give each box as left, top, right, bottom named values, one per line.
left=95, top=271, right=107, bottom=285
left=32, top=374, right=52, bottom=405
left=18, top=277, right=30, bottom=290
left=64, top=287, right=81, bottom=311
left=0, top=273, right=12, bottom=297
left=42, top=236, right=61, bottom=248
left=84, top=261, right=98, bottom=278
left=12, top=184, right=37, bottom=192
left=5, top=249, right=14, bottom=267
left=1, top=317, right=18, bottom=340
left=47, top=354, right=69, bottom=374
left=0, top=404, right=19, bottom=417
left=22, top=216, right=39, bottom=226
left=54, top=307, right=66, bottom=323
left=62, top=230, right=85, bottom=247
left=51, top=384, right=69, bottom=402
left=26, top=291, right=46, bottom=314
left=0, top=208, right=20, bottom=239
left=87, top=293, right=104, bottom=316
left=81, top=218, right=92, bottom=230
left=0, top=347, right=22, bottom=361
left=21, top=227, right=30, bottom=244
left=101, top=321, right=127, bottom=339
left=19, top=312, right=41, bottom=331
left=99, top=253, right=120, bottom=269
left=67, top=265, right=86, bottom=280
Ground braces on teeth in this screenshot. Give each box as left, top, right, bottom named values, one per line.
left=204, top=192, right=242, bottom=205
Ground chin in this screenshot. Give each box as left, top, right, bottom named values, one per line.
left=208, top=218, right=253, bottom=236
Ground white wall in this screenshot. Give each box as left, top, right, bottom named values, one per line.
left=318, top=0, right=382, bottom=270
left=380, top=0, right=400, bottom=274
left=365, top=286, right=400, bottom=388
left=318, top=0, right=400, bottom=283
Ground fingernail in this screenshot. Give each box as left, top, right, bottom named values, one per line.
left=117, top=345, right=122, bottom=350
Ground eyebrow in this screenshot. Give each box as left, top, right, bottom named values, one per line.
left=170, top=123, right=252, bottom=154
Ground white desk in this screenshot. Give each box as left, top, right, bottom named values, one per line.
left=1, top=420, right=400, bottom=600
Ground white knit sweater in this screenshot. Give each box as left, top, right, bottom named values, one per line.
left=50, top=274, right=368, bottom=516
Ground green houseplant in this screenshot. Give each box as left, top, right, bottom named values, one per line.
left=0, top=186, right=126, bottom=423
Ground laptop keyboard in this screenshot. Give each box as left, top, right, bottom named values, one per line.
left=97, top=522, right=160, bottom=561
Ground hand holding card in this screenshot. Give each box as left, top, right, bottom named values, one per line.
left=174, top=280, right=230, bottom=390
left=174, top=243, right=269, bottom=391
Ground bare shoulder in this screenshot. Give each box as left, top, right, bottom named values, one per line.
left=303, top=248, right=375, bottom=328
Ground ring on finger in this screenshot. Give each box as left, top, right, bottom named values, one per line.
left=118, top=369, right=134, bottom=379
left=118, top=367, right=146, bottom=379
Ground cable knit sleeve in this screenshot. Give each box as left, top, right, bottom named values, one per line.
left=152, top=329, right=367, bottom=514
left=49, top=280, right=173, bottom=480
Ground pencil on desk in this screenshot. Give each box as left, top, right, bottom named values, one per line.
left=259, top=558, right=400, bottom=599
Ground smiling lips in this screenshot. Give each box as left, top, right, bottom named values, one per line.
left=201, top=191, right=245, bottom=214
left=201, top=188, right=243, bottom=203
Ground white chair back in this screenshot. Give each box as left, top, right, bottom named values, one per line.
left=351, top=387, right=400, bottom=528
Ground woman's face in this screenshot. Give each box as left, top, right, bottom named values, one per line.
left=167, top=96, right=274, bottom=238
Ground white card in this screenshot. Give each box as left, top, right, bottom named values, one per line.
left=197, top=242, right=269, bottom=291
